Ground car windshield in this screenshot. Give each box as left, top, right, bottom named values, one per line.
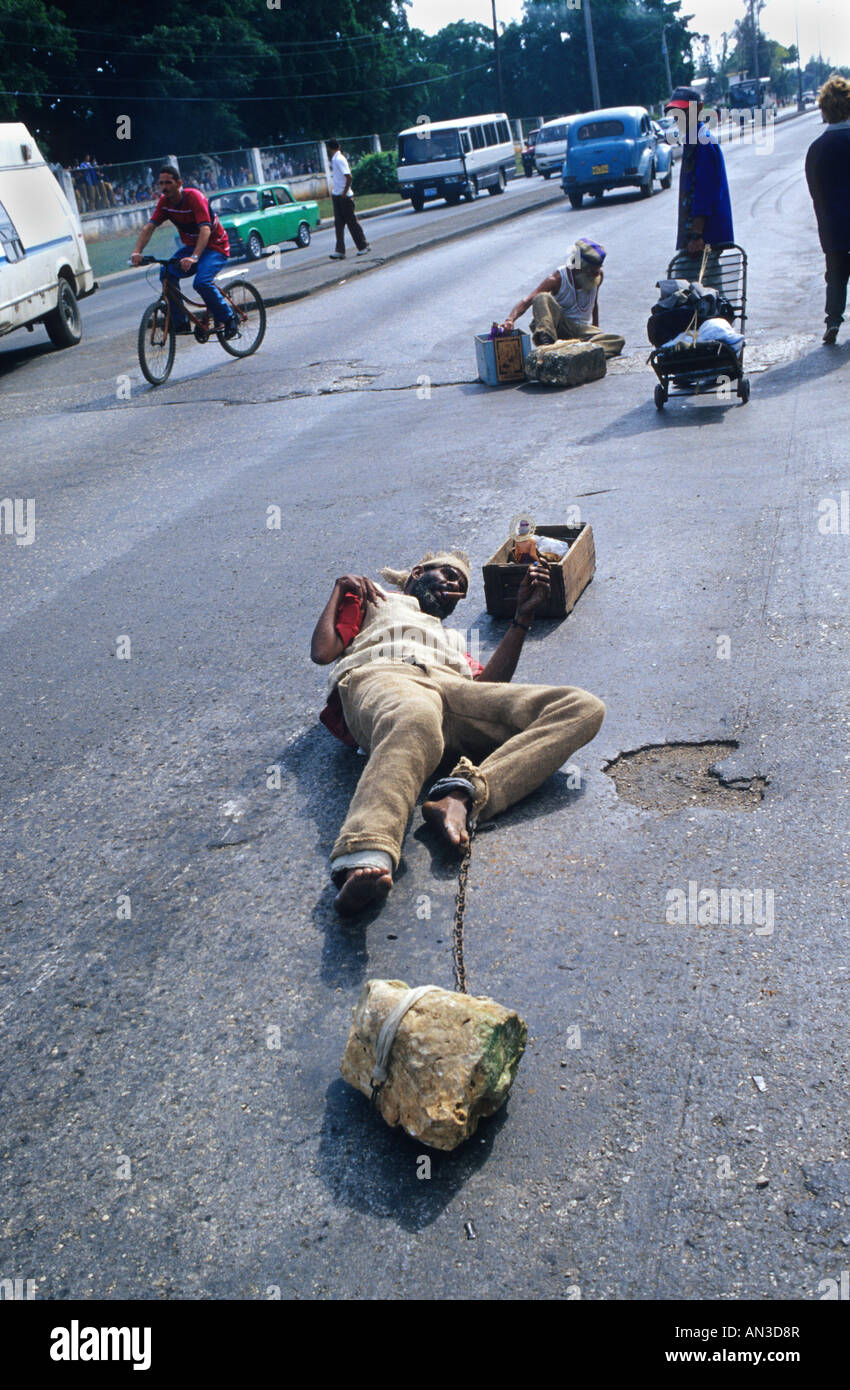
left=210, top=191, right=259, bottom=214
left=576, top=120, right=627, bottom=141
left=539, top=124, right=566, bottom=143
left=398, top=130, right=461, bottom=164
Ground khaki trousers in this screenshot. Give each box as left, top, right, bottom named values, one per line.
left=331, top=664, right=605, bottom=871
left=531, top=292, right=625, bottom=358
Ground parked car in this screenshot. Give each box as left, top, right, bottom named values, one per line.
left=209, top=183, right=320, bottom=260
left=560, top=106, right=674, bottom=208
left=0, top=122, right=96, bottom=349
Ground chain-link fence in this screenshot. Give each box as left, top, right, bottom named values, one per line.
left=70, top=133, right=391, bottom=221
left=334, top=134, right=379, bottom=164
left=258, top=141, right=323, bottom=181
left=67, top=156, right=168, bottom=211
left=68, top=149, right=254, bottom=215
left=175, top=148, right=254, bottom=194
left=518, top=115, right=563, bottom=137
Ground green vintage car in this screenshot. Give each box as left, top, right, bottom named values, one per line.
left=209, top=183, right=321, bottom=260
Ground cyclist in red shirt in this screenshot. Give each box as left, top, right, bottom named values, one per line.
left=131, top=166, right=237, bottom=337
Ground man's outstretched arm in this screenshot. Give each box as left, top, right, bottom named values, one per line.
left=476, top=561, right=550, bottom=683
left=502, top=272, right=560, bottom=330
left=310, top=573, right=384, bottom=664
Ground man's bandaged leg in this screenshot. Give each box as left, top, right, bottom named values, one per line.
left=330, top=849, right=394, bottom=885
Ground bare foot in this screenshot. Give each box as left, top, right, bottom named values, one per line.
left=422, top=792, right=471, bottom=854
left=334, top=865, right=393, bottom=916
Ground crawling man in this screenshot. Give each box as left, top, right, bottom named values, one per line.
left=311, top=549, right=605, bottom=915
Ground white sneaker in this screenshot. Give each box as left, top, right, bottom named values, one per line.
left=356, top=245, right=371, bottom=256
left=329, top=251, right=345, bottom=260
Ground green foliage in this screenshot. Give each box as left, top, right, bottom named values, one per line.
left=0, top=0, right=738, bottom=163
left=0, top=0, right=77, bottom=133
left=351, top=150, right=397, bottom=193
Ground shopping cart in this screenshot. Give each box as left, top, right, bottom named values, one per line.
left=650, top=243, right=749, bottom=408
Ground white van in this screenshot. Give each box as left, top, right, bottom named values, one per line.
left=397, top=114, right=515, bottom=211
left=534, top=117, right=570, bottom=179
left=0, top=123, right=96, bottom=348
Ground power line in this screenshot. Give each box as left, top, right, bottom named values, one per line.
left=0, top=15, right=419, bottom=56
left=0, top=57, right=504, bottom=104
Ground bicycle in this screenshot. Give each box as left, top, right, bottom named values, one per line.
left=134, top=255, right=266, bottom=386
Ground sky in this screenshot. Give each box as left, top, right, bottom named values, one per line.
left=405, top=1, right=850, bottom=67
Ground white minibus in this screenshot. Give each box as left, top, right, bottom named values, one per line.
left=534, top=117, right=571, bottom=179
left=396, top=114, right=515, bottom=211
left=0, top=123, right=96, bottom=348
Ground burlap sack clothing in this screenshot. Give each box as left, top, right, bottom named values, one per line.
left=330, top=663, right=605, bottom=873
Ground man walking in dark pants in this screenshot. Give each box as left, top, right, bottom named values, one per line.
left=327, top=140, right=371, bottom=260
left=805, top=75, right=850, bottom=345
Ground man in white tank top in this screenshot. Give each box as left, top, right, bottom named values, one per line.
left=311, top=549, right=605, bottom=915
left=503, top=237, right=625, bottom=357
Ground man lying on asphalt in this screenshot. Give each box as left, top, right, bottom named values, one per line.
left=502, top=237, right=625, bottom=357
left=310, top=551, right=605, bottom=915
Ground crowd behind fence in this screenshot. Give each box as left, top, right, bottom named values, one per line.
left=258, top=141, right=323, bottom=182
left=65, top=134, right=392, bottom=219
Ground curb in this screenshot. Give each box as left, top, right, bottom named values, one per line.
left=91, top=197, right=409, bottom=290
left=317, top=199, right=408, bottom=230
left=91, top=185, right=560, bottom=294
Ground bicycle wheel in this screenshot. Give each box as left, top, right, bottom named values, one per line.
left=218, top=279, right=266, bottom=358
left=138, top=300, right=175, bottom=385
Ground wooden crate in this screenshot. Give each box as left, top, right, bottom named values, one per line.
left=474, top=329, right=530, bottom=385
left=482, top=523, right=596, bottom=620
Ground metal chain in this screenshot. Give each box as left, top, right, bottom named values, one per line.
left=451, top=822, right=476, bottom=994
left=371, top=819, right=476, bottom=1107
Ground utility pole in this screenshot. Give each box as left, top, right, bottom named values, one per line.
left=661, top=25, right=673, bottom=97
left=491, top=0, right=505, bottom=112
left=749, top=0, right=760, bottom=83
left=795, top=14, right=804, bottom=111
left=583, top=0, right=601, bottom=109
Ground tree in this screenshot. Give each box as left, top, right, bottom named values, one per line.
left=407, top=22, right=497, bottom=123
left=496, top=0, right=694, bottom=119
left=0, top=0, right=76, bottom=144
left=0, top=0, right=707, bottom=164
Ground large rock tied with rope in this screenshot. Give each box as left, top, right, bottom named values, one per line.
left=525, top=338, right=606, bottom=386
left=341, top=978, right=527, bottom=1151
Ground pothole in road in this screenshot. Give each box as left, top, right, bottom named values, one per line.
left=604, top=740, right=768, bottom=812
left=329, top=372, right=381, bottom=389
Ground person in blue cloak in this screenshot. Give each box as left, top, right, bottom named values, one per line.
left=665, top=86, right=734, bottom=254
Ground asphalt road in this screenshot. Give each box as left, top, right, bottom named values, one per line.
left=2, top=109, right=849, bottom=1302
